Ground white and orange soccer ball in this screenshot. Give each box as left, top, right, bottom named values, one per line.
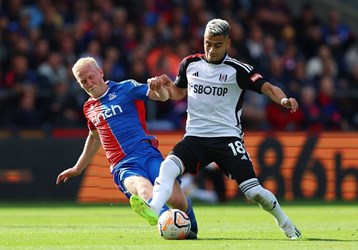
left=157, top=209, right=191, bottom=240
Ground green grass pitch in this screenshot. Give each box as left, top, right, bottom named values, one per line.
left=0, top=201, right=357, bottom=250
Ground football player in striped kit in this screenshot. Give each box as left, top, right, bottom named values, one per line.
left=130, top=18, right=301, bottom=240
left=56, top=57, right=198, bottom=239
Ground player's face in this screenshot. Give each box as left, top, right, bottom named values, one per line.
left=204, top=33, right=231, bottom=63
left=76, top=64, right=107, bottom=98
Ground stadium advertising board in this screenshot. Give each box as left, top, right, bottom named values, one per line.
left=77, top=132, right=358, bottom=203
left=0, top=132, right=356, bottom=201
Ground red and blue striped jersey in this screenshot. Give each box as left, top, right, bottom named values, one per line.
left=83, top=79, right=156, bottom=168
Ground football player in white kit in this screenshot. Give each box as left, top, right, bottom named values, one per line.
left=131, top=18, right=301, bottom=240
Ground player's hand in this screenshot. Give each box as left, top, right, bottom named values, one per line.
left=148, top=75, right=173, bottom=91
left=56, top=167, right=81, bottom=185
left=159, top=74, right=174, bottom=90
left=281, top=97, right=298, bottom=113
left=147, top=76, right=162, bottom=91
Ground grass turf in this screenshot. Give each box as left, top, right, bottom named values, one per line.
left=0, top=201, right=357, bottom=249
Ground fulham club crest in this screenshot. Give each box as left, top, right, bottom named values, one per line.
left=219, top=74, right=227, bottom=82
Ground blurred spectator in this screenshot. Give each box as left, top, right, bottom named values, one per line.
left=102, top=46, right=126, bottom=82
left=255, top=0, right=292, bottom=38
left=21, top=0, right=45, bottom=29
left=37, top=52, right=69, bottom=91
left=322, top=10, right=355, bottom=68
left=2, top=0, right=23, bottom=25
left=287, top=60, right=310, bottom=99
left=281, top=44, right=302, bottom=78
left=344, top=64, right=358, bottom=90
left=92, top=19, right=116, bottom=49
left=299, top=85, right=324, bottom=133
left=228, top=21, right=251, bottom=62
left=29, top=38, right=50, bottom=69
left=242, top=91, right=268, bottom=130
left=344, top=42, right=358, bottom=74
left=146, top=44, right=181, bottom=79
left=39, top=4, right=63, bottom=49
left=256, top=35, right=278, bottom=76
left=266, top=55, right=288, bottom=91
left=45, top=82, right=83, bottom=128
left=93, top=0, right=115, bottom=20
left=245, top=24, right=264, bottom=67
left=169, top=4, right=190, bottom=28
left=3, top=54, right=37, bottom=93
left=317, top=76, right=342, bottom=130
left=277, top=25, right=306, bottom=78
left=80, top=39, right=103, bottom=67
left=306, top=44, right=338, bottom=82
left=58, top=34, right=77, bottom=68
left=174, top=41, right=192, bottom=60
left=0, top=33, right=8, bottom=67
left=336, top=64, right=358, bottom=129
left=266, top=101, right=304, bottom=131
left=121, top=22, right=139, bottom=59
left=12, top=85, right=44, bottom=128
left=293, top=2, right=322, bottom=59
left=128, top=59, right=150, bottom=83
left=277, top=24, right=297, bottom=55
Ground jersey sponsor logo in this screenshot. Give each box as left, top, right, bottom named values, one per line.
left=90, top=104, right=123, bottom=126
left=250, top=73, right=263, bottom=82
left=192, top=84, right=228, bottom=96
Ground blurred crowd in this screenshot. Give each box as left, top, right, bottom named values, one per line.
left=0, top=0, right=358, bottom=132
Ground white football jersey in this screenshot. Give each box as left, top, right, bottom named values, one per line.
left=175, top=54, right=266, bottom=139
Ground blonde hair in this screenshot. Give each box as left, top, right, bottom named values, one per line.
left=72, top=57, right=100, bottom=80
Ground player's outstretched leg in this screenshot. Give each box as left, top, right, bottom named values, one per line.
left=130, top=195, right=159, bottom=226
left=240, top=178, right=302, bottom=240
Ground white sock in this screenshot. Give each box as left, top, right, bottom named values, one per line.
left=240, top=178, right=288, bottom=226
left=150, top=156, right=183, bottom=214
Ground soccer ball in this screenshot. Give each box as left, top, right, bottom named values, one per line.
left=157, top=209, right=191, bottom=240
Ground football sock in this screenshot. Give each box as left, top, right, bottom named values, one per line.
left=185, top=197, right=198, bottom=234
left=240, top=178, right=289, bottom=226
left=150, top=156, right=183, bottom=214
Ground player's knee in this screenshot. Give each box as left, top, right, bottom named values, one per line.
left=244, top=185, right=271, bottom=204
left=243, top=184, right=264, bottom=203
left=161, top=155, right=185, bottom=175
left=136, top=186, right=152, bottom=201
left=124, top=176, right=153, bottom=200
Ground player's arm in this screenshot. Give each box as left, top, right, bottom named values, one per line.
left=56, top=130, right=101, bottom=184
left=261, top=81, right=298, bottom=113
left=160, top=74, right=187, bottom=101
left=167, top=83, right=187, bottom=101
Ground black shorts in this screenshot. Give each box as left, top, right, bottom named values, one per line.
left=169, top=136, right=257, bottom=184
